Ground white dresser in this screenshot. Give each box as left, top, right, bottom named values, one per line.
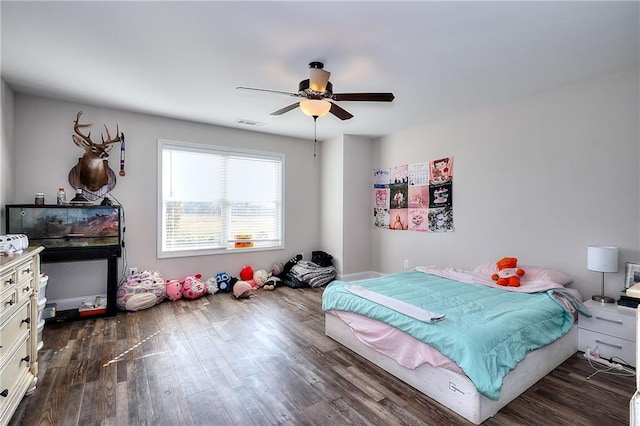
left=0, top=246, right=43, bottom=426
left=578, top=299, right=636, bottom=367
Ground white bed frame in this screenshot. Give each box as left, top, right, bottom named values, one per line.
left=325, top=313, right=578, bottom=424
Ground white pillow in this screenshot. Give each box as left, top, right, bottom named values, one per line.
left=472, top=262, right=573, bottom=285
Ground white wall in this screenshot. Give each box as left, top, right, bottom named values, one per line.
left=320, top=135, right=344, bottom=273
left=371, top=69, right=640, bottom=301
left=11, top=94, right=321, bottom=307
left=320, top=134, right=374, bottom=277
left=342, top=135, right=373, bottom=275
left=0, top=80, right=15, bottom=233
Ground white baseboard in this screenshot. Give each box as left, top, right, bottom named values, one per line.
left=336, top=271, right=384, bottom=282
left=48, top=294, right=107, bottom=311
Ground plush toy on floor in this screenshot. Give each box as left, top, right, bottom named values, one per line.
left=116, top=270, right=166, bottom=311
left=215, top=272, right=236, bottom=293
left=166, top=279, right=183, bottom=301
left=491, top=257, right=525, bottom=287
left=253, top=269, right=270, bottom=288
left=233, top=281, right=253, bottom=299
left=205, top=276, right=219, bottom=295
left=181, top=273, right=207, bottom=299
left=262, top=276, right=280, bottom=291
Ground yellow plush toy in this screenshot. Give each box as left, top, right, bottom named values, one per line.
left=491, top=257, right=525, bottom=287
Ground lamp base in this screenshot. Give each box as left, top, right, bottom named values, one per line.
left=592, top=294, right=615, bottom=304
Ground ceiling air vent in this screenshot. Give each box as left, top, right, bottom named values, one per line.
left=236, top=119, right=265, bottom=127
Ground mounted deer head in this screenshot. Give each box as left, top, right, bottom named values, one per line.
left=68, top=111, right=122, bottom=197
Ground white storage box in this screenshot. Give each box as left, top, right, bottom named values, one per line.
left=37, top=297, right=47, bottom=323
left=37, top=319, right=45, bottom=351
left=39, top=274, right=48, bottom=302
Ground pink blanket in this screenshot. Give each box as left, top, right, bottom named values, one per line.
left=329, top=310, right=463, bottom=373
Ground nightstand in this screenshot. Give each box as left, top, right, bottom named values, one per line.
left=578, top=299, right=636, bottom=367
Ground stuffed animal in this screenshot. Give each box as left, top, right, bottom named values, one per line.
left=205, top=276, right=219, bottom=295
left=271, top=262, right=283, bottom=277
left=233, top=281, right=253, bottom=299
left=253, top=269, right=270, bottom=287
left=181, top=273, right=207, bottom=300
left=262, top=276, right=280, bottom=291
left=240, top=265, right=254, bottom=281
left=215, top=272, right=234, bottom=293
left=166, top=279, right=183, bottom=301
left=491, top=257, right=525, bottom=287
left=116, top=270, right=166, bottom=311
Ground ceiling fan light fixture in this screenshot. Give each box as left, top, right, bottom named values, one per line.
left=299, top=99, right=331, bottom=118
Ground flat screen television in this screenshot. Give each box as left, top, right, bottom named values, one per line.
left=5, top=204, right=122, bottom=262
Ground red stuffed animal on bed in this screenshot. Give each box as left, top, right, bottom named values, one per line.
left=491, top=257, right=525, bottom=287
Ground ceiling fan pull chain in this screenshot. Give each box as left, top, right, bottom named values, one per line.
left=313, top=116, right=318, bottom=157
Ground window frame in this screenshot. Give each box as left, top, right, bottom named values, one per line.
left=157, top=138, right=285, bottom=258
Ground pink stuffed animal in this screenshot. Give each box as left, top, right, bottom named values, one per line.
left=166, top=279, right=182, bottom=301
left=181, top=273, right=207, bottom=300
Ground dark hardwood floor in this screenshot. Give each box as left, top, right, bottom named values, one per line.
left=10, top=285, right=635, bottom=425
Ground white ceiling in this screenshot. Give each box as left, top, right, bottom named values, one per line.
left=2, top=1, right=638, bottom=141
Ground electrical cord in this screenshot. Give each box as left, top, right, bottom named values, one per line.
left=585, top=346, right=635, bottom=379
left=102, top=193, right=128, bottom=285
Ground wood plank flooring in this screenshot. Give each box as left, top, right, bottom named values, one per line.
left=10, top=286, right=635, bottom=425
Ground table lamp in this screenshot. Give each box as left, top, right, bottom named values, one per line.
left=587, top=245, right=619, bottom=303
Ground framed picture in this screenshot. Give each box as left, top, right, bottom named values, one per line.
left=624, top=262, right=640, bottom=289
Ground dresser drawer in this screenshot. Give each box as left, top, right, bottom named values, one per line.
left=578, top=309, right=636, bottom=341
left=14, top=259, right=34, bottom=285
left=0, top=289, right=19, bottom=322
left=0, top=270, right=16, bottom=294
left=578, top=328, right=636, bottom=367
left=0, top=304, right=30, bottom=364
left=0, top=339, right=31, bottom=416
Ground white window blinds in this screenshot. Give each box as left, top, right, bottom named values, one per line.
left=158, top=140, right=284, bottom=258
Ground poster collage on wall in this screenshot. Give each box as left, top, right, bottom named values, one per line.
left=373, top=156, right=454, bottom=232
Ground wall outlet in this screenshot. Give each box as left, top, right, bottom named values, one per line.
left=129, top=267, right=138, bottom=276
left=404, top=259, right=409, bottom=269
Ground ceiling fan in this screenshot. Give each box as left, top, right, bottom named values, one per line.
left=237, top=61, right=395, bottom=120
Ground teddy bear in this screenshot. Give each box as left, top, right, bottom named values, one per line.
left=491, top=257, right=525, bottom=287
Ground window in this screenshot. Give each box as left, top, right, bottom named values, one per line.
left=158, top=139, right=284, bottom=258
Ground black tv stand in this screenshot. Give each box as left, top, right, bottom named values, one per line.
left=4, top=204, right=123, bottom=322
left=44, top=254, right=118, bottom=322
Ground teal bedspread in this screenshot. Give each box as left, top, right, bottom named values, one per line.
left=322, top=271, right=575, bottom=399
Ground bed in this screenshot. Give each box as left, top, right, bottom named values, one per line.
left=322, top=265, right=586, bottom=424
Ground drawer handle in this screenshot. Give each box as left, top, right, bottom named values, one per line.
left=22, top=286, right=30, bottom=293
left=5, top=299, right=14, bottom=306
left=20, top=355, right=30, bottom=363
left=22, top=268, right=31, bottom=274
left=595, top=316, right=624, bottom=325
left=594, top=339, right=623, bottom=350
left=4, top=278, right=13, bottom=286
left=0, top=389, right=8, bottom=398
left=21, top=317, right=30, bottom=325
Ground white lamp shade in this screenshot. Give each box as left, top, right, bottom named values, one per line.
left=587, top=245, right=619, bottom=273
left=299, top=99, right=331, bottom=118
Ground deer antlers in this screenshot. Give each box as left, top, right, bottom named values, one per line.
left=72, top=111, right=122, bottom=151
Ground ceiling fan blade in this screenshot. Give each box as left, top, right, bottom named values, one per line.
left=236, top=86, right=300, bottom=98
left=271, top=102, right=300, bottom=116
left=331, top=92, right=395, bottom=102
left=329, top=102, right=354, bottom=120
